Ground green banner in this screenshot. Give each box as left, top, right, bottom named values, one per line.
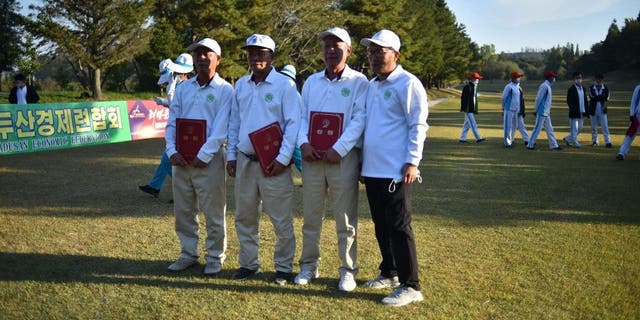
left=0, top=101, right=140, bottom=155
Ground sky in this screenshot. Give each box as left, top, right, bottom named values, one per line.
left=446, top=0, right=639, bottom=53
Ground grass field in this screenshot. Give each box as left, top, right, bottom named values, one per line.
left=1, top=85, right=639, bottom=319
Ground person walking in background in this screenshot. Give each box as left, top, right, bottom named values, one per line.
left=458, top=72, right=485, bottom=143
left=588, top=74, right=612, bottom=147
left=139, top=54, right=194, bottom=199
left=527, top=71, right=562, bottom=151
left=226, top=34, right=301, bottom=285
left=562, top=71, right=588, bottom=148
left=616, top=84, right=640, bottom=160
left=9, top=73, right=39, bottom=104
left=360, top=29, right=428, bottom=307
left=294, top=27, right=368, bottom=292
left=515, top=78, right=530, bottom=146
left=164, top=38, right=233, bottom=276
left=502, top=71, right=528, bottom=147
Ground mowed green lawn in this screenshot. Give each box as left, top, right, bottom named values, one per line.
left=1, top=84, right=638, bottom=319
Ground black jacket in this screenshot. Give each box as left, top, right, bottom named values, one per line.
left=460, top=82, right=477, bottom=114
left=566, top=84, right=588, bottom=118
left=9, top=85, right=40, bottom=104
left=518, top=86, right=526, bottom=117
left=587, top=84, right=609, bottom=115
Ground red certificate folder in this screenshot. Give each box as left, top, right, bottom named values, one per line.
left=309, top=111, right=344, bottom=157
left=248, top=121, right=283, bottom=175
left=176, top=118, right=206, bottom=162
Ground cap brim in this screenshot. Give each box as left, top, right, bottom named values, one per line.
left=318, top=31, right=351, bottom=45
left=240, top=44, right=273, bottom=51
left=360, top=38, right=397, bottom=51
left=187, top=43, right=220, bottom=55
left=187, top=43, right=202, bottom=51
left=172, top=64, right=193, bottom=74
left=157, top=72, right=172, bottom=85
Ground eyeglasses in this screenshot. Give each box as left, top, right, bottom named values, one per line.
left=246, top=50, right=272, bottom=60
left=366, top=47, right=395, bottom=56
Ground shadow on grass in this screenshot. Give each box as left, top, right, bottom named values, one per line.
left=0, top=252, right=383, bottom=302
left=1, top=106, right=638, bottom=226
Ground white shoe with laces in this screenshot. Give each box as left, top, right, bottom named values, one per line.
left=294, top=269, right=319, bottom=285
left=381, top=285, right=424, bottom=307
left=338, top=271, right=356, bottom=292
left=364, top=274, right=400, bottom=289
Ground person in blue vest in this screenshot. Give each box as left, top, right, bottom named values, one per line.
left=458, top=72, right=485, bottom=143
left=562, top=71, right=588, bottom=148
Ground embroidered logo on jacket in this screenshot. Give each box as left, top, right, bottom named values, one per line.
left=265, top=93, right=274, bottom=103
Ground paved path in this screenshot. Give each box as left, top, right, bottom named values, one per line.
left=430, top=97, right=449, bottom=106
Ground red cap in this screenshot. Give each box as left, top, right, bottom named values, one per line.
left=544, top=70, right=557, bottom=78
left=470, top=72, right=483, bottom=79
left=510, top=71, right=524, bottom=79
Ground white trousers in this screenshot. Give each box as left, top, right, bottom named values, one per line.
left=460, top=112, right=482, bottom=141
left=516, top=115, right=530, bottom=143
left=503, top=110, right=518, bottom=146
left=564, top=118, right=584, bottom=147
left=172, top=150, right=227, bottom=264
left=299, top=149, right=360, bottom=274
left=528, top=115, right=559, bottom=149
left=234, top=153, right=295, bottom=273
left=590, top=107, right=611, bottom=144
left=618, top=126, right=640, bottom=157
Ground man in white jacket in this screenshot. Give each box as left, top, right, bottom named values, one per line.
left=294, top=27, right=368, bottom=292
left=164, top=38, right=233, bottom=276
left=360, top=29, right=428, bottom=307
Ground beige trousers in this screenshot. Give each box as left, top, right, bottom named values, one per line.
left=172, top=150, right=227, bottom=264
left=299, top=149, right=360, bottom=274
left=234, top=153, right=295, bottom=273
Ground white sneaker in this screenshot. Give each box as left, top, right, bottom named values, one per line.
left=338, top=271, right=356, bottom=292
left=294, top=269, right=319, bottom=285
left=381, top=285, right=424, bottom=307
left=203, top=261, right=222, bottom=276
left=167, top=257, right=198, bottom=272
left=364, top=274, right=400, bottom=289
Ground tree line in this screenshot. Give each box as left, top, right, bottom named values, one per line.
left=2, top=1, right=638, bottom=100
left=472, top=12, right=640, bottom=82
left=3, top=0, right=475, bottom=99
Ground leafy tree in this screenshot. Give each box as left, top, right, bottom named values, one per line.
left=16, top=35, right=45, bottom=85
left=0, top=0, right=23, bottom=90
left=431, top=0, right=473, bottom=87
left=26, top=0, right=155, bottom=100
left=403, top=0, right=444, bottom=88
left=339, top=0, right=411, bottom=76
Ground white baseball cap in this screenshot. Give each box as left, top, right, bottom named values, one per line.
left=360, top=29, right=401, bottom=52
left=172, top=53, right=194, bottom=74
left=280, top=65, right=296, bottom=80
left=317, top=27, right=351, bottom=46
left=187, top=38, right=222, bottom=56
left=241, top=34, right=276, bottom=52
